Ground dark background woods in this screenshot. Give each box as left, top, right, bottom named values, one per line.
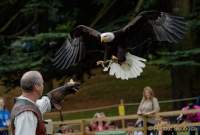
left=0, top=0, right=199, bottom=109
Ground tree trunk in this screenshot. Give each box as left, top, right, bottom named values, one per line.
left=170, top=0, right=200, bottom=109
left=171, top=66, right=200, bottom=108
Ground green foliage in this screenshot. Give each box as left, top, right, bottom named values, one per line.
left=54, top=21, right=76, bottom=32
left=0, top=0, right=79, bottom=88
left=0, top=0, right=199, bottom=90
left=149, top=48, right=200, bottom=67
left=22, top=0, right=63, bottom=18
left=187, top=0, right=200, bottom=33
left=188, top=19, right=200, bottom=33
left=97, top=16, right=129, bottom=31
left=143, top=0, right=158, bottom=10
left=91, top=0, right=111, bottom=6
left=13, top=32, right=67, bottom=44
left=0, top=32, right=69, bottom=89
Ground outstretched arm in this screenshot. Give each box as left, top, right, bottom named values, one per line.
left=36, top=96, right=51, bottom=114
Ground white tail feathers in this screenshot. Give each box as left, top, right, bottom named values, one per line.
left=104, top=52, right=146, bottom=80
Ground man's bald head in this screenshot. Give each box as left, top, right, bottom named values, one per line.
left=20, top=71, right=44, bottom=92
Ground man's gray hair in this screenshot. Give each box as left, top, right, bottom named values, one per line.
left=20, top=71, right=43, bottom=92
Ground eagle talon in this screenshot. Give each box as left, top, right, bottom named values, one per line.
left=112, top=55, right=118, bottom=60
left=103, top=67, right=109, bottom=71
left=96, top=60, right=104, bottom=66
left=68, top=79, right=75, bottom=84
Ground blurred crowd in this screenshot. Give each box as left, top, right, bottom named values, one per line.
left=54, top=86, right=200, bottom=135
left=1, top=86, right=200, bottom=135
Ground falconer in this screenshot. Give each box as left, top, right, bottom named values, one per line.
left=11, top=71, right=80, bottom=135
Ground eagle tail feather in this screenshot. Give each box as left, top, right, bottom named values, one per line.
left=106, top=52, right=146, bottom=80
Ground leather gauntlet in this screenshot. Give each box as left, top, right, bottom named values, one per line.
left=47, top=80, right=80, bottom=110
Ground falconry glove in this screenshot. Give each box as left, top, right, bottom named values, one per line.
left=47, top=80, right=80, bottom=110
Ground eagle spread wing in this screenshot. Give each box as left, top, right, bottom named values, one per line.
left=53, top=25, right=102, bottom=70
left=115, top=11, right=187, bottom=45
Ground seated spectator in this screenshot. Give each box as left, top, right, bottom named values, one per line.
left=127, top=122, right=135, bottom=135
left=0, top=97, right=10, bottom=135
left=57, top=124, right=66, bottom=134
left=178, top=103, right=200, bottom=135
left=108, top=121, right=118, bottom=130
left=89, top=112, right=109, bottom=132
left=66, top=127, right=74, bottom=133
left=85, top=125, right=92, bottom=133
left=57, top=124, right=74, bottom=134
left=156, top=117, right=176, bottom=135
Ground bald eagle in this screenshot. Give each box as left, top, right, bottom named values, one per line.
left=53, top=11, right=187, bottom=80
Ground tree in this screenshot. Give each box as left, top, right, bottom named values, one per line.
left=149, top=0, right=200, bottom=108
left=0, top=0, right=143, bottom=91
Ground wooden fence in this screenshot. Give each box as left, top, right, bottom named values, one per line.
left=2, top=109, right=200, bottom=135
left=50, top=109, right=200, bottom=135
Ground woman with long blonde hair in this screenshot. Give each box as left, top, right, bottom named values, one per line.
left=135, top=86, right=160, bottom=135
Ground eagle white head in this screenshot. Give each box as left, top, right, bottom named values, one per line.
left=100, top=32, right=115, bottom=43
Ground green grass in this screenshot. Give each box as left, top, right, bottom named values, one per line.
left=45, top=102, right=175, bottom=121
left=2, top=65, right=173, bottom=120
left=44, top=65, right=173, bottom=120
left=61, top=65, right=172, bottom=113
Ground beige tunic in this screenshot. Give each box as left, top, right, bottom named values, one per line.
left=137, top=97, right=160, bottom=124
